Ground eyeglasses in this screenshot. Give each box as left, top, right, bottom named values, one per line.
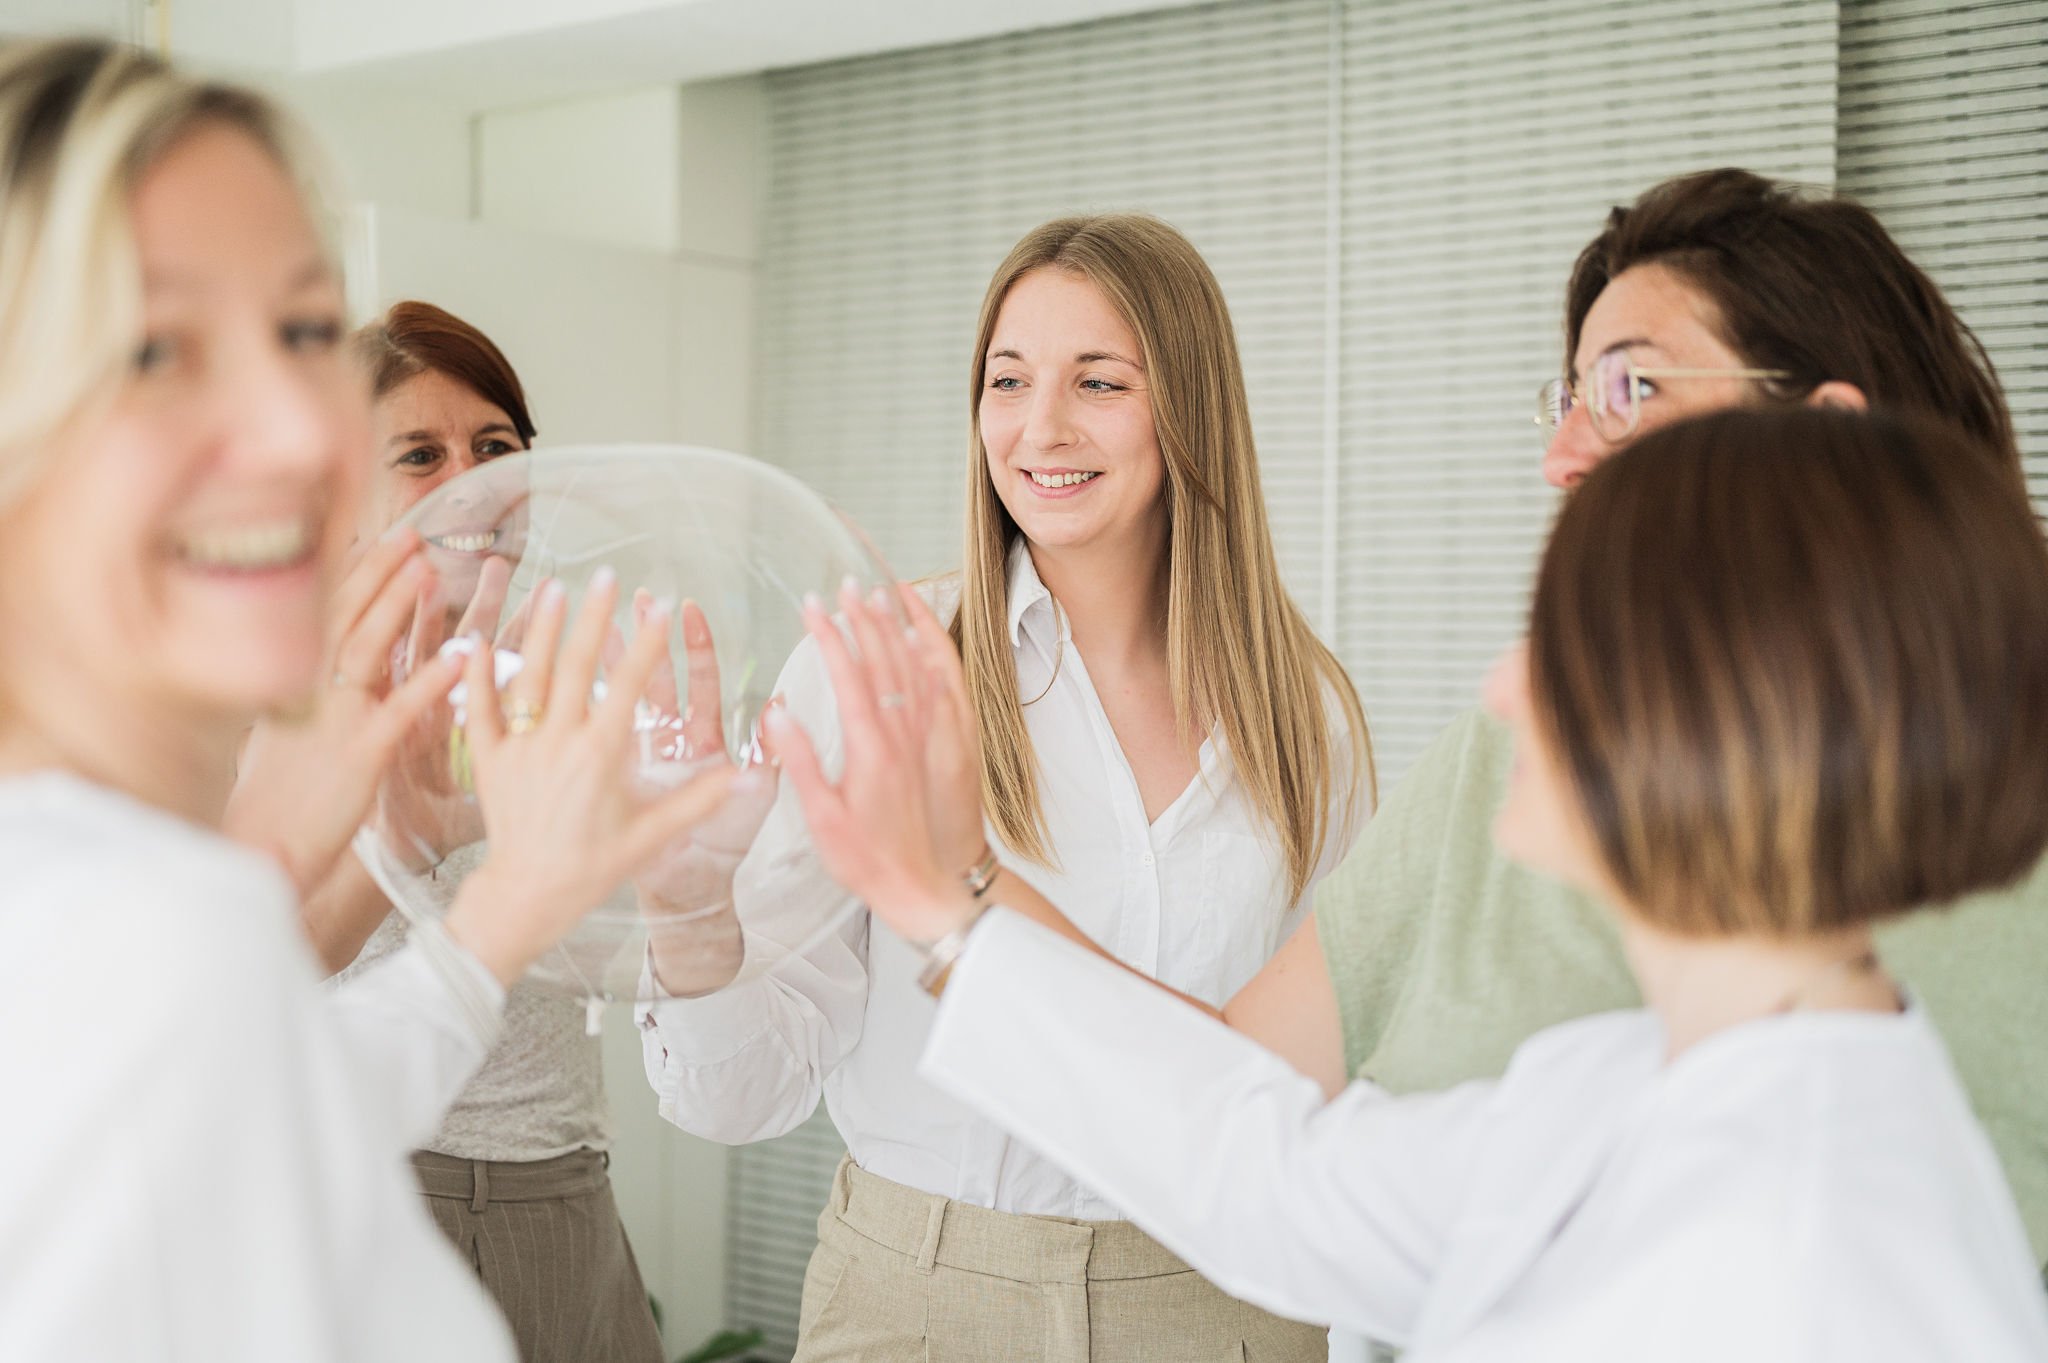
left=1536, top=351, right=1791, bottom=443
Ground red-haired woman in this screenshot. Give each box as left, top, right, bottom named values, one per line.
left=308, top=302, right=666, bottom=1363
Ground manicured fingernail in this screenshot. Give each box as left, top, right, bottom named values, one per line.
left=539, top=577, right=565, bottom=606
left=590, top=566, right=617, bottom=592
left=764, top=706, right=793, bottom=730
left=869, top=587, right=891, bottom=611
left=802, top=592, right=824, bottom=615
left=730, top=769, right=767, bottom=795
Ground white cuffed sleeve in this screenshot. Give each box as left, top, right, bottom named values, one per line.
left=921, top=909, right=1493, bottom=1345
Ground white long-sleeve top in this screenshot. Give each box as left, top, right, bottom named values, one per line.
left=921, top=910, right=2048, bottom=1361
left=0, top=772, right=514, bottom=1362
left=636, top=546, right=1362, bottom=1218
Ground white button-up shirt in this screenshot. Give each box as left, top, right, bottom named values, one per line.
left=638, top=544, right=1361, bottom=1218
left=0, top=772, right=514, bottom=1363
left=923, top=910, right=2048, bottom=1361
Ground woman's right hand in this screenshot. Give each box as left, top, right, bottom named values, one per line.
left=768, top=582, right=983, bottom=948
left=445, top=570, right=741, bottom=986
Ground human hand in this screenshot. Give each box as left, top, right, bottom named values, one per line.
left=224, top=528, right=466, bottom=896
left=605, top=595, right=779, bottom=994
left=445, top=571, right=742, bottom=986
left=767, top=581, right=980, bottom=947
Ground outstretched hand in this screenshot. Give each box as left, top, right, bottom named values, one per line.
left=446, top=571, right=741, bottom=986
left=603, top=594, right=777, bottom=995
left=225, top=528, right=466, bottom=896
left=767, top=581, right=983, bottom=946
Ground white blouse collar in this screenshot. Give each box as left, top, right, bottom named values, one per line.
left=1004, top=538, right=1062, bottom=649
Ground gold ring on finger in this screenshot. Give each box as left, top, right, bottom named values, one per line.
left=507, top=697, right=545, bottom=734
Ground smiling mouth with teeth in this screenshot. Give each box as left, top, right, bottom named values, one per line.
left=429, top=530, right=500, bottom=553
left=1029, top=470, right=1101, bottom=488
left=174, top=519, right=316, bottom=573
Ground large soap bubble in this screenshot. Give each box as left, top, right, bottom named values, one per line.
left=355, top=445, right=891, bottom=1023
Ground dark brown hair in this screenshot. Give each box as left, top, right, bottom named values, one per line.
left=1566, top=169, right=2018, bottom=480
left=1530, top=406, right=2048, bottom=937
left=350, top=301, right=536, bottom=445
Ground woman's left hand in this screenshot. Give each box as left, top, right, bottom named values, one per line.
left=224, top=528, right=465, bottom=896
left=768, top=581, right=982, bottom=946
left=615, top=595, right=778, bottom=995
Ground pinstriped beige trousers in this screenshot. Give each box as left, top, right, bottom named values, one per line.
left=412, top=1149, right=664, bottom=1363
left=792, top=1157, right=1328, bottom=1363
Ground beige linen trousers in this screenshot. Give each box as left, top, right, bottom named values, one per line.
left=791, top=1156, right=1328, bottom=1363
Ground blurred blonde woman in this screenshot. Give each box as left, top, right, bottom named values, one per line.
left=0, top=39, right=724, bottom=1361
left=638, top=215, right=1371, bottom=1361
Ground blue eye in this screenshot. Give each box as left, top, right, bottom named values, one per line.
left=1080, top=378, right=1124, bottom=393
left=988, top=376, right=1022, bottom=391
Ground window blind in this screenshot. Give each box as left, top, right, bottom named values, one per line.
left=1330, top=0, right=1835, bottom=776
left=1838, top=0, right=2048, bottom=515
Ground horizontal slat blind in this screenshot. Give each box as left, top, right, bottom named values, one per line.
left=1333, top=0, right=1837, bottom=779
left=1838, top=0, right=2048, bottom=515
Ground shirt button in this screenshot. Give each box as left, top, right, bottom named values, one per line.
left=1142, top=852, right=1155, bottom=866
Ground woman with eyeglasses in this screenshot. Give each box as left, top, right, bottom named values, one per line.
left=777, top=404, right=2048, bottom=1360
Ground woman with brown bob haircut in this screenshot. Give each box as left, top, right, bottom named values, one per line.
left=779, top=405, right=2048, bottom=1359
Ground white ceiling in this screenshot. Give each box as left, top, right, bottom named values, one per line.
left=2, top=1, right=1215, bottom=109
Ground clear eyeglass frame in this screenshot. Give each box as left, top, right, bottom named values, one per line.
left=1536, top=354, right=1791, bottom=442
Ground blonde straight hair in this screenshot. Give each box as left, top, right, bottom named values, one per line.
left=0, top=38, right=331, bottom=512
left=953, top=214, right=1373, bottom=899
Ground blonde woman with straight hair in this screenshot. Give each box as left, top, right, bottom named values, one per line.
left=638, top=214, right=1370, bottom=1362
left=0, top=39, right=727, bottom=1360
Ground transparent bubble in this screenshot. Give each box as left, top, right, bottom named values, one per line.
left=354, top=445, right=893, bottom=1020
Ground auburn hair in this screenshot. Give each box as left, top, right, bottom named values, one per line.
left=349, top=300, right=536, bottom=446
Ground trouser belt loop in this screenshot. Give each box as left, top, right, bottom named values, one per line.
left=469, top=1158, right=490, bottom=1213
left=914, top=1198, right=946, bottom=1275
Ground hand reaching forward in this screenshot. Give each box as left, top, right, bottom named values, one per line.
left=225, top=528, right=466, bottom=896
left=446, top=570, right=741, bottom=986
left=603, top=593, right=778, bottom=995
left=767, top=581, right=984, bottom=947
